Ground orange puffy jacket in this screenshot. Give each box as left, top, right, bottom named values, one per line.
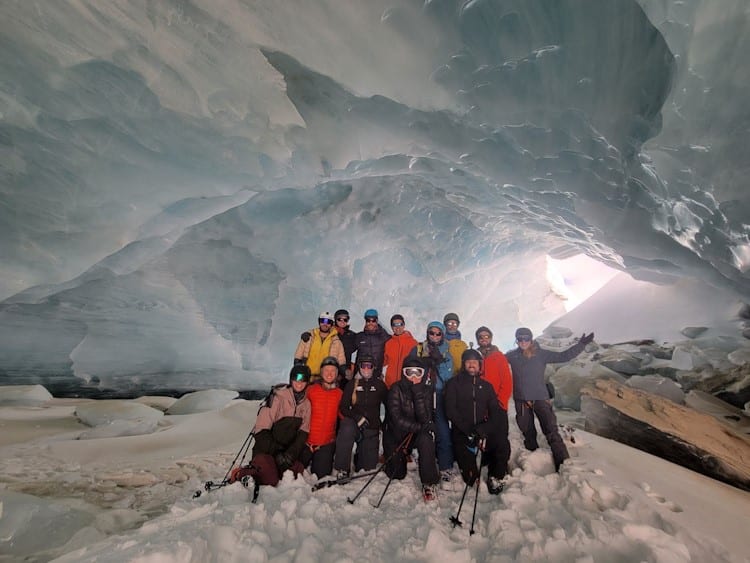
left=383, top=331, right=418, bottom=389
left=305, top=382, right=343, bottom=447
left=481, top=348, right=513, bottom=410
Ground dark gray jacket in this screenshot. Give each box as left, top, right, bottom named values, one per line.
left=506, top=341, right=586, bottom=401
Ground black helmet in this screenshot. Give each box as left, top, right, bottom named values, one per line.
left=357, top=354, right=375, bottom=366
left=289, top=364, right=311, bottom=383
left=320, top=356, right=339, bottom=370
left=334, top=309, right=350, bottom=320
left=402, top=356, right=423, bottom=370
left=461, top=348, right=483, bottom=365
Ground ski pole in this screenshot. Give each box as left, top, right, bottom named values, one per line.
left=311, top=468, right=381, bottom=492
left=193, top=429, right=255, bottom=498
left=450, top=447, right=481, bottom=527
left=347, top=432, right=413, bottom=505
left=469, top=449, right=484, bottom=535
left=370, top=433, right=415, bottom=508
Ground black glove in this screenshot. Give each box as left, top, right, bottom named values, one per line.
left=467, top=432, right=480, bottom=448
left=275, top=451, right=294, bottom=472
left=300, top=331, right=312, bottom=343
left=294, top=357, right=307, bottom=366
left=580, top=332, right=595, bottom=345
left=357, top=416, right=370, bottom=429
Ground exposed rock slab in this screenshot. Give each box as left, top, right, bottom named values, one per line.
left=581, top=379, right=750, bottom=491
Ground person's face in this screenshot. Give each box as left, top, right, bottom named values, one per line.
left=336, top=314, right=350, bottom=329
left=517, top=335, right=532, bottom=349
left=291, top=379, right=308, bottom=393
left=403, top=366, right=425, bottom=384
left=321, top=365, right=338, bottom=384
left=464, top=359, right=481, bottom=376
left=364, top=317, right=378, bottom=331
left=427, top=328, right=443, bottom=342
left=477, top=331, right=492, bottom=347
left=319, top=317, right=333, bottom=333
left=391, top=320, right=405, bottom=335
left=445, top=320, right=459, bottom=333
left=359, top=361, right=374, bottom=379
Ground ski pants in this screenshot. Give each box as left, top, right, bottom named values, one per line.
left=300, top=442, right=335, bottom=479
left=434, top=389, right=454, bottom=471
left=452, top=409, right=510, bottom=485
left=333, top=417, right=380, bottom=473
left=514, top=399, right=569, bottom=470
left=383, top=428, right=439, bottom=486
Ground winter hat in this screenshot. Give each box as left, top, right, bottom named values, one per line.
left=427, top=321, right=446, bottom=335
left=364, top=308, right=379, bottom=319
left=475, top=326, right=493, bottom=339
left=443, top=313, right=460, bottom=325
left=515, top=327, right=533, bottom=340
left=334, top=309, right=350, bottom=319
left=289, top=364, right=311, bottom=383
left=461, top=348, right=483, bottom=365
left=390, top=314, right=405, bottom=325
left=320, top=356, right=339, bottom=370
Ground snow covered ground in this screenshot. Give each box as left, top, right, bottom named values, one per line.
left=1, top=394, right=749, bottom=563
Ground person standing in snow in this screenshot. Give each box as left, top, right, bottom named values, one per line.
left=354, top=309, right=391, bottom=379
left=334, top=309, right=358, bottom=380
left=443, top=313, right=468, bottom=376
left=407, top=321, right=455, bottom=489
left=445, top=349, right=508, bottom=494
left=230, top=364, right=312, bottom=486
left=301, top=356, right=343, bottom=478
left=475, top=326, right=512, bottom=479
left=333, top=354, right=387, bottom=478
left=382, top=314, right=418, bottom=390
left=295, top=312, right=346, bottom=381
left=506, top=327, right=594, bottom=471
left=383, top=357, right=440, bottom=501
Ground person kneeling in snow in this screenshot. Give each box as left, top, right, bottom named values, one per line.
left=383, top=357, right=440, bottom=501
left=445, top=348, right=508, bottom=495
left=230, top=364, right=312, bottom=486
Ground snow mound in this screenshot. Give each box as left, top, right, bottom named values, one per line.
left=166, top=389, right=239, bottom=415
left=0, top=384, right=53, bottom=406
left=132, top=395, right=178, bottom=412
left=77, top=418, right=163, bottom=440
left=75, top=401, right=163, bottom=427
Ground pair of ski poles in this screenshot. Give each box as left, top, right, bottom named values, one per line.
left=449, top=447, right=483, bottom=535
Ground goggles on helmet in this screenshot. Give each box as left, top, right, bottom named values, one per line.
left=403, top=366, right=425, bottom=379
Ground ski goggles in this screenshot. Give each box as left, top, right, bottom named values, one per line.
left=359, top=362, right=374, bottom=370
left=402, top=366, right=425, bottom=379
left=318, top=318, right=334, bottom=325
left=391, top=321, right=404, bottom=327
left=290, top=370, right=310, bottom=383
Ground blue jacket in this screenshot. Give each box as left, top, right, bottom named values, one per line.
left=506, top=341, right=586, bottom=401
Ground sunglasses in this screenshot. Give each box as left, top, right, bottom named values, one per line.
left=428, top=331, right=442, bottom=337
left=445, top=320, right=459, bottom=326
left=365, top=318, right=378, bottom=323
left=403, top=367, right=425, bottom=379
left=517, top=336, right=532, bottom=342
left=336, top=317, right=349, bottom=323
left=391, top=322, right=404, bottom=327
left=359, top=362, right=374, bottom=370
left=319, top=318, right=334, bottom=325
left=477, top=333, right=492, bottom=340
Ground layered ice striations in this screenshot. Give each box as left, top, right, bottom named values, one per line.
left=1, top=0, right=749, bottom=391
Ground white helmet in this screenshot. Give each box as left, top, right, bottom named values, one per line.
left=318, top=311, right=334, bottom=323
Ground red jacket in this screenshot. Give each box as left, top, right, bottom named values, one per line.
left=305, top=382, right=343, bottom=446
left=481, top=347, right=513, bottom=410
left=383, top=331, right=418, bottom=389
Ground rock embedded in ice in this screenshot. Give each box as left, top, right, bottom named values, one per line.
left=166, top=389, right=239, bottom=415
left=75, top=401, right=164, bottom=427
left=671, top=345, right=711, bottom=371
left=0, top=384, right=53, bottom=406
left=681, top=326, right=708, bottom=339
left=728, top=348, right=750, bottom=366
left=551, top=362, right=625, bottom=410
left=597, top=350, right=643, bottom=375
left=626, top=375, right=685, bottom=404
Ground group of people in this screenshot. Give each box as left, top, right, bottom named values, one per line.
left=231, top=309, right=593, bottom=501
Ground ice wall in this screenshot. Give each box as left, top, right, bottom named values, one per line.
left=1, top=0, right=749, bottom=391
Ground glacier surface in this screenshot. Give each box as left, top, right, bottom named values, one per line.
left=1, top=0, right=749, bottom=391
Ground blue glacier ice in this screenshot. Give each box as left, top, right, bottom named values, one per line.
left=1, top=0, right=749, bottom=392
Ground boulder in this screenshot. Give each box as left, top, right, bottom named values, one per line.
left=0, top=385, right=53, bottom=406
left=166, top=389, right=239, bottom=415
left=681, top=326, right=708, bottom=339
left=598, top=350, right=643, bottom=376
left=625, top=375, right=685, bottom=404
left=75, top=401, right=163, bottom=427
left=550, top=362, right=625, bottom=410
left=581, top=379, right=750, bottom=491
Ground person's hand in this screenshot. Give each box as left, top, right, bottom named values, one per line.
left=467, top=432, right=479, bottom=448
left=275, top=451, right=294, bottom=472
left=580, top=332, right=595, bottom=345
left=357, top=416, right=370, bottom=429
left=300, top=331, right=311, bottom=343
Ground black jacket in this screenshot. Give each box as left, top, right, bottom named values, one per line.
left=339, top=375, right=388, bottom=431
left=355, top=324, right=391, bottom=375
left=337, top=327, right=358, bottom=366
left=444, top=369, right=501, bottom=438
left=386, top=377, right=434, bottom=438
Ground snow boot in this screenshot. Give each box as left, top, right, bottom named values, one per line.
left=422, top=484, right=437, bottom=502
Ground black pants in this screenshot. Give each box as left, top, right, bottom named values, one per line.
left=300, top=442, right=335, bottom=479
left=514, top=399, right=569, bottom=470
left=452, top=411, right=510, bottom=485
left=383, top=428, right=439, bottom=486
left=333, top=417, right=380, bottom=472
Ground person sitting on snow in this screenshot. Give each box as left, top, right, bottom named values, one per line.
left=301, top=356, right=343, bottom=478
left=333, top=354, right=388, bottom=479
left=383, top=357, right=440, bottom=501
left=230, top=364, right=312, bottom=486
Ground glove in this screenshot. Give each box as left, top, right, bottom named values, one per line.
left=300, top=331, right=312, bottom=343
left=357, top=416, right=370, bottom=429
left=580, top=332, right=595, bottom=345
left=467, top=432, right=480, bottom=448
left=275, top=451, right=294, bottom=472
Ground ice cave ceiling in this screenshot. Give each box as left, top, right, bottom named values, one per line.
left=1, top=0, right=749, bottom=389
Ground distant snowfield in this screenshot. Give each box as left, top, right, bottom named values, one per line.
left=1, top=396, right=749, bottom=563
